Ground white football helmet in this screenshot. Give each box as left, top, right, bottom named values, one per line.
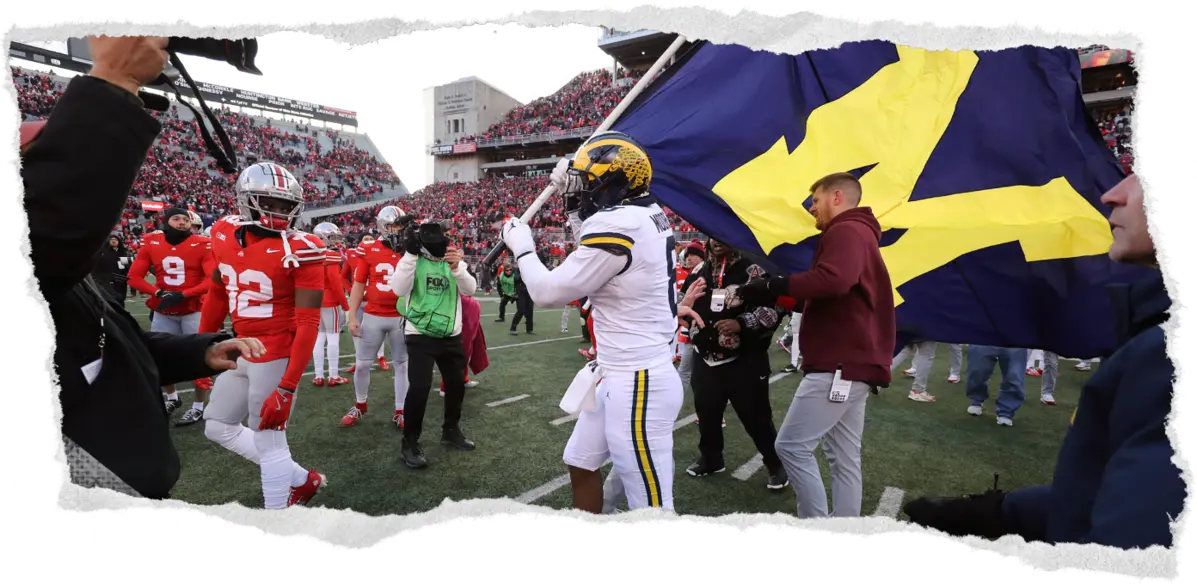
left=188, top=210, right=203, bottom=234
left=376, top=205, right=407, bottom=238
left=235, top=162, right=305, bottom=232
left=202, top=226, right=211, bottom=238
left=313, top=222, right=343, bottom=245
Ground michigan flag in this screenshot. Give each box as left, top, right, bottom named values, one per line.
left=611, top=40, right=1150, bottom=359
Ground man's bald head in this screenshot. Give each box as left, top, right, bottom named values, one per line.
left=808, top=172, right=863, bottom=230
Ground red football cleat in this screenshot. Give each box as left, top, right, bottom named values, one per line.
left=340, top=402, right=367, bottom=427
left=326, top=376, right=349, bottom=387
left=312, top=377, right=326, bottom=387
left=346, top=364, right=356, bottom=374
left=288, top=470, right=327, bottom=507
left=578, top=348, right=596, bottom=361
left=379, top=357, right=390, bottom=371
left=393, top=410, right=404, bottom=430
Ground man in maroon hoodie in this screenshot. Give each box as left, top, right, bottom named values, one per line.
left=740, top=172, right=896, bottom=518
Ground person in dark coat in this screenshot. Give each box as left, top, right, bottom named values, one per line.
left=903, top=174, right=1186, bottom=550
left=23, top=36, right=264, bottom=500
left=509, top=265, right=535, bottom=335
left=91, top=233, right=132, bottom=305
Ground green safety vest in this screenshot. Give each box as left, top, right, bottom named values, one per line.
left=406, top=257, right=458, bottom=338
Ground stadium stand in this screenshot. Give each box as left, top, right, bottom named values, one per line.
left=11, top=65, right=403, bottom=252
left=13, top=52, right=1133, bottom=261
left=454, top=68, right=641, bottom=144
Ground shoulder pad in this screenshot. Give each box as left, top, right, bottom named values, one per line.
left=582, top=207, right=639, bottom=235
left=289, top=231, right=324, bottom=250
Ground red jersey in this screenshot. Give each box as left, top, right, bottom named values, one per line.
left=127, top=231, right=215, bottom=315
left=322, top=247, right=350, bottom=309
left=341, top=247, right=360, bottom=292
left=675, top=266, right=691, bottom=297
left=208, top=216, right=327, bottom=362
left=353, top=241, right=404, bottom=317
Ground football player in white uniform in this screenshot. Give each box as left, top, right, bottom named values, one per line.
left=503, top=131, right=683, bottom=512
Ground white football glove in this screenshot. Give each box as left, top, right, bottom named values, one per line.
left=551, top=157, right=586, bottom=197
left=502, top=217, right=535, bottom=259
left=550, top=157, right=573, bottom=194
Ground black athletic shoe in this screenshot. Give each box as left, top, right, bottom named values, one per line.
left=441, top=428, right=476, bottom=451
left=164, top=398, right=183, bottom=416
left=495, top=317, right=505, bottom=322
left=766, top=467, right=789, bottom=491
left=175, top=407, right=204, bottom=427
left=782, top=365, right=797, bottom=373
left=402, top=439, right=427, bottom=469
left=686, top=456, right=726, bottom=477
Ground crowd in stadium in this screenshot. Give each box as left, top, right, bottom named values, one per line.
left=12, top=66, right=400, bottom=249
left=12, top=57, right=1129, bottom=260
left=454, top=69, right=640, bottom=143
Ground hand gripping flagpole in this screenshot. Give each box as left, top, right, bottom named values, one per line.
left=481, top=34, right=689, bottom=269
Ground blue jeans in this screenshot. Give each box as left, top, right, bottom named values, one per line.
left=966, top=346, right=1028, bottom=419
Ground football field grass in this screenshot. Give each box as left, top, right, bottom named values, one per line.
left=128, top=297, right=1087, bottom=519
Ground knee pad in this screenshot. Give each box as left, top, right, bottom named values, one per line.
left=204, top=419, right=241, bottom=447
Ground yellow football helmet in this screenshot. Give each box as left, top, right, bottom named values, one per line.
left=566, top=131, right=653, bottom=220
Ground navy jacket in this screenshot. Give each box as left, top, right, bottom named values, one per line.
left=1002, top=270, right=1186, bottom=549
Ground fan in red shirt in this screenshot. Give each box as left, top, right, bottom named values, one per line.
left=312, top=222, right=351, bottom=388
left=671, top=239, right=706, bottom=362
left=197, top=161, right=328, bottom=510
left=344, top=206, right=411, bottom=429
left=126, top=206, right=216, bottom=427
left=343, top=233, right=387, bottom=374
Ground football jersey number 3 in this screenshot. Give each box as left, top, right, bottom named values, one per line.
left=375, top=262, right=395, bottom=293
left=218, top=263, right=274, bottom=318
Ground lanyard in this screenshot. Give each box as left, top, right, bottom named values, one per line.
left=714, top=258, right=727, bottom=289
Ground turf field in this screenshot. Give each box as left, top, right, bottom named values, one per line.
left=128, top=296, right=1087, bottom=518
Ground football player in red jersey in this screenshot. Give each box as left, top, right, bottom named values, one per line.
left=312, top=222, right=350, bottom=387
left=198, top=162, right=327, bottom=509
left=127, top=206, right=216, bottom=426
left=344, top=206, right=411, bottom=428
left=344, top=233, right=388, bottom=374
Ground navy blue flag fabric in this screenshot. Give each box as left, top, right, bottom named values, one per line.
left=611, top=40, right=1150, bottom=359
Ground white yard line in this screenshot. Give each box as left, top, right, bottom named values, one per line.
left=535, top=372, right=794, bottom=489
left=515, top=412, right=698, bottom=504
left=171, top=335, right=578, bottom=395
left=872, top=487, right=905, bottom=518
left=485, top=394, right=530, bottom=407
left=550, top=414, right=578, bottom=426
left=546, top=373, right=792, bottom=428
left=732, top=454, right=765, bottom=481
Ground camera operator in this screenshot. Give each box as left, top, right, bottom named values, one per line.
left=23, top=35, right=262, bottom=499
left=389, top=219, right=478, bottom=469
left=680, top=238, right=789, bottom=491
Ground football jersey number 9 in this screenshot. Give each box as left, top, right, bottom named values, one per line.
left=374, top=263, right=395, bottom=293
left=162, top=256, right=186, bottom=287
left=218, top=264, right=275, bottom=318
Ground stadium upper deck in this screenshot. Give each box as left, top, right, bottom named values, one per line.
left=11, top=65, right=407, bottom=250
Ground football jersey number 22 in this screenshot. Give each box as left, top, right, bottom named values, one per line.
left=218, top=263, right=274, bottom=318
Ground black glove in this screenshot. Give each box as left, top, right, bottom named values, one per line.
left=738, top=276, right=790, bottom=305
left=902, top=489, right=1009, bottom=540
left=157, top=290, right=186, bottom=310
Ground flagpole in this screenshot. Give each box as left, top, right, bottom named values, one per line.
left=480, top=33, right=689, bottom=269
